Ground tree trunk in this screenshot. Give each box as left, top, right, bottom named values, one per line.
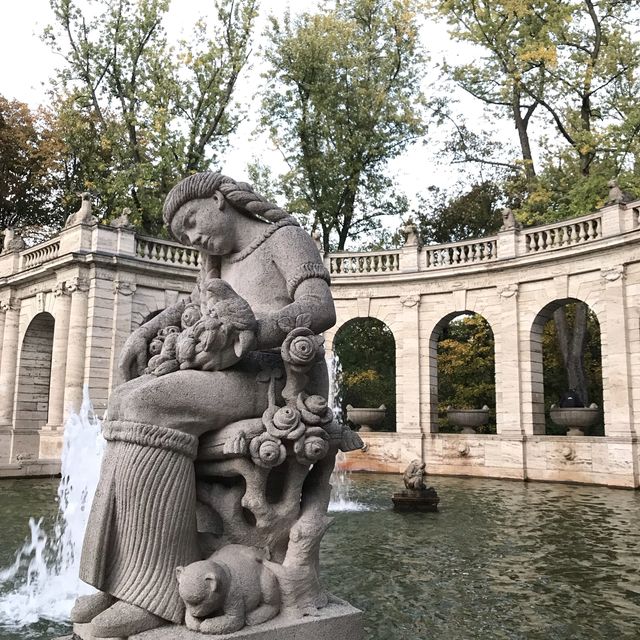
left=554, top=302, right=589, bottom=405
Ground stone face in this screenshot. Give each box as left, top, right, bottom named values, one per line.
left=72, top=172, right=364, bottom=638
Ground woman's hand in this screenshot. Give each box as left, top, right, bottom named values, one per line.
left=118, top=329, right=150, bottom=381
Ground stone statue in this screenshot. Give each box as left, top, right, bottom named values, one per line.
left=71, top=172, right=363, bottom=639
left=403, top=459, right=426, bottom=491
left=65, top=192, right=98, bottom=227
left=2, top=228, right=25, bottom=253
left=110, top=206, right=135, bottom=229
left=605, top=179, right=635, bottom=205
left=392, top=459, right=439, bottom=512
left=399, top=216, right=420, bottom=246
left=499, top=208, right=522, bottom=231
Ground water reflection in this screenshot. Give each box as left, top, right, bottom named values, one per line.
left=1, top=474, right=640, bottom=639
left=321, top=474, right=640, bottom=640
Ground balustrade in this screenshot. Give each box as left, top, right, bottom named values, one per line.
left=135, top=236, right=199, bottom=268
left=20, top=240, right=60, bottom=269
left=525, top=215, right=601, bottom=253
left=330, top=251, right=400, bottom=275
left=424, top=238, right=497, bottom=268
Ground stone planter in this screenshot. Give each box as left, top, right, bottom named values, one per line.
left=446, top=406, right=490, bottom=434
left=549, top=405, right=600, bottom=436
left=346, top=405, right=386, bottom=431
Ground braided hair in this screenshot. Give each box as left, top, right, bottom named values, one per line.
left=163, top=171, right=299, bottom=287
left=163, top=172, right=298, bottom=230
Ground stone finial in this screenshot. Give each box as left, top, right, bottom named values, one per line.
left=399, top=217, right=420, bottom=247
left=605, top=179, right=635, bottom=205
left=2, top=228, right=26, bottom=253
left=499, top=208, right=522, bottom=231
left=65, top=192, right=98, bottom=227
left=110, top=207, right=135, bottom=230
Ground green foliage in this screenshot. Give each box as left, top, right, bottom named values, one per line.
left=44, top=0, right=258, bottom=234
left=542, top=304, right=603, bottom=435
left=414, top=181, right=504, bottom=244
left=437, top=314, right=496, bottom=433
left=261, top=0, right=426, bottom=251
left=0, top=96, right=65, bottom=234
left=333, top=318, right=396, bottom=431
left=431, top=0, right=640, bottom=218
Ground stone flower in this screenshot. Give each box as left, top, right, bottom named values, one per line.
left=281, top=327, right=324, bottom=369
left=249, top=432, right=286, bottom=469
left=263, top=406, right=305, bottom=441
left=294, top=427, right=330, bottom=465
left=296, top=392, right=333, bottom=426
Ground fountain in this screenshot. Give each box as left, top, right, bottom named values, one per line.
left=0, top=387, right=103, bottom=629
left=327, top=353, right=366, bottom=512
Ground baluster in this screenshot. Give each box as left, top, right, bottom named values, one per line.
left=578, top=223, right=587, bottom=243
left=527, top=234, right=535, bottom=252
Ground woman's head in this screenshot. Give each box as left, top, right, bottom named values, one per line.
left=163, top=172, right=297, bottom=248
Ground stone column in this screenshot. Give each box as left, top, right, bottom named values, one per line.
left=63, top=276, right=90, bottom=416
left=600, top=265, right=634, bottom=437
left=46, top=281, right=72, bottom=427
left=0, top=298, right=19, bottom=464
left=397, top=294, right=422, bottom=434
left=38, top=282, right=72, bottom=460
left=495, top=284, right=528, bottom=435
left=109, top=279, right=137, bottom=393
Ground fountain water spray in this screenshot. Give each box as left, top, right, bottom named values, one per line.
left=327, top=352, right=367, bottom=512
left=0, top=387, right=104, bottom=626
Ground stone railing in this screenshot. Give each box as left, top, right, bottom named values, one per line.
left=524, top=212, right=602, bottom=254
left=20, top=239, right=61, bottom=270
left=329, top=250, right=400, bottom=275
left=423, top=237, right=497, bottom=269
left=135, top=236, right=200, bottom=268
left=0, top=200, right=638, bottom=281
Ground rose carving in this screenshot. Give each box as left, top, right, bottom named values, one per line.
left=296, top=392, right=333, bottom=426
left=281, top=327, right=325, bottom=369
left=263, top=405, right=306, bottom=441
left=249, top=432, right=286, bottom=469
left=294, top=427, right=330, bottom=465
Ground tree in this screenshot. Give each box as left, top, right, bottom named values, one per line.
left=333, top=318, right=396, bottom=431
left=0, top=96, right=64, bottom=233
left=437, top=314, right=496, bottom=433
left=431, top=0, right=640, bottom=217
left=261, top=0, right=426, bottom=252
left=414, top=180, right=504, bottom=244
left=44, top=0, right=258, bottom=234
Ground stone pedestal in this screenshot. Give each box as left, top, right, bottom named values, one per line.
left=71, top=600, right=364, bottom=640
left=392, top=487, right=440, bottom=512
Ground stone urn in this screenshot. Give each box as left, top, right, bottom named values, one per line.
left=346, top=404, right=386, bottom=431
left=446, top=405, right=490, bottom=434
left=549, top=404, right=600, bottom=436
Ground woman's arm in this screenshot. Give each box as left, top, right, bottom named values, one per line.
left=255, top=278, right=335, bottom=350
left=254, top=226, right=335, bottom=349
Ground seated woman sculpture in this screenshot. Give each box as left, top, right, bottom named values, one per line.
left=71, top=172, right=336, bottom=637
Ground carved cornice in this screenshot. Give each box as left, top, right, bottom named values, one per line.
left=601, top=265, right=625, bottom=282
left=67, top=276, right=90, bottom=293
left=113, top=280, right=137, bottom=296
left=498, top=283, right=519, bottom=299
left=53, top=281, right=69, bottom=297
left=0, top=298, right=18, bottom=312
left=400, top=294, right=420, bottom=308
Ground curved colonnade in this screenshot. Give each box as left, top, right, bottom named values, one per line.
left=0, top=201, right=639, bottom=486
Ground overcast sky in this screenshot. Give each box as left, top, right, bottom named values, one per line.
left=0, top=1, right=489, bottom=214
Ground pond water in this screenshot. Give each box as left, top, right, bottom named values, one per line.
left=1, top=473, right=640, bottom=640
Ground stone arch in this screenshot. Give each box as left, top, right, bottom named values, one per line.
left=429, top=310, right=497, bottom=433
left=14, top=312, right=55, bottom=431
left=332, top=316, right=397, bottom=432
left=528, top=297, right=603, bottom=435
